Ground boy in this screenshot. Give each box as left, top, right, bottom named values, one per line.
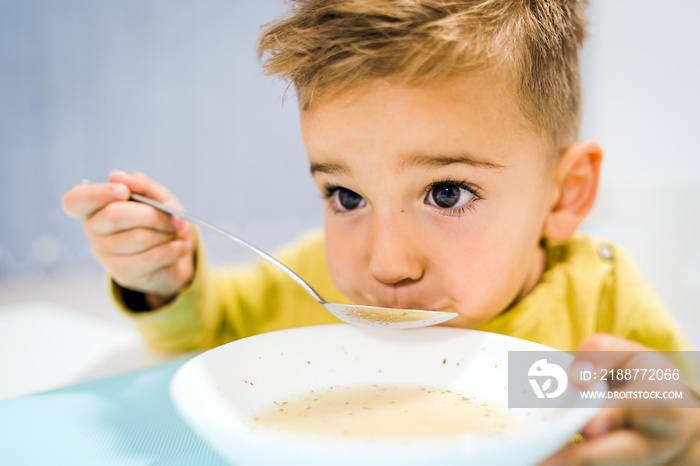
left=62, top=0, right=700, bottom=463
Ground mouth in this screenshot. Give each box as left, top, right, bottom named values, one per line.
left=359, top=295, right=451, bottom=313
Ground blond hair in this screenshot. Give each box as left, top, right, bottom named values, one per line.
left=258, top=0, right=588, bottom=149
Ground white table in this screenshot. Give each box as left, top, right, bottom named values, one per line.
left=0, top=300, right=176, bottom=401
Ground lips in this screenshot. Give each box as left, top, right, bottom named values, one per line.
left=357, top=290, right=450, bottom=313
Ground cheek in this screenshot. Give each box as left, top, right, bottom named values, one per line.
left=324, top=221, right=364, bottom=292
left=428, top=235, right=491, bottom=288
left=425, top=224, right=531, bottom=307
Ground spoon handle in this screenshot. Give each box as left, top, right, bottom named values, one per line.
left=130, top=193, right=326, bottom=304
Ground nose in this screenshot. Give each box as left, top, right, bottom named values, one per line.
left=366, top=213, right=424, bottom=286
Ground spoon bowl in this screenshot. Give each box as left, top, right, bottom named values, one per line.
left=322, top=302, right=457, bottom=328
left=130, top=193, right=458, bottom=328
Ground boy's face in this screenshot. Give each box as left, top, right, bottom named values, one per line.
left=301, top=72, right=559, bottom=328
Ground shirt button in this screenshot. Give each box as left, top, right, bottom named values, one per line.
left=597, top=243, right=614, bottom=261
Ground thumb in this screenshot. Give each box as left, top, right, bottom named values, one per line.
left=108, top=170, right=182, bottom=208
left=62, top=181, right=130, bottom=218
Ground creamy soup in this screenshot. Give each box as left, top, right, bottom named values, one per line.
left=251, top=385, right=524, bottom=438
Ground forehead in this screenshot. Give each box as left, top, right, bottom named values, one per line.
left=300, top=72, right=543, bottom=168
left=301, top=66, right=527, bottom=119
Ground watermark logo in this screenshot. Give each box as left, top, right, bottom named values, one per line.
left=509, top=351, right=696, bottom=408
left=527, top=358, right=568, bottom=399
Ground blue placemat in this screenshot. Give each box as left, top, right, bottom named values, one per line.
left=0, top=357, right=229, bottom=466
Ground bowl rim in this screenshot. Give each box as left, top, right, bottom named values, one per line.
left=170, top=324, right=605, bottom=461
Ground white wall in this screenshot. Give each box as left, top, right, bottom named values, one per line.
left=580, top=0, right=700, bottom=338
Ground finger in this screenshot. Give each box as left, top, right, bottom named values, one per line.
left=581, top=408, right=626, bottom=439
left=109, top=238, right=194, bottom=290
left=577, top=333, right=650, bottom=353
left=143, top=253, right=196, bottom=300
left=62, top=182, right=131, bottom=218
left=570, top=333, right=651, bottom=390
left=677, top=435, right=700, bottom=464
left=94, top=227, right=181, bottom=256
left=108, top=170, right=181, bottom=207
left=108, top=170, right=190, bottom=231
left=86, top=200, right=184, bottom=236
left=580, top=407, right=684, bottom=440
left=103, top=222, right=192, bottom=256
left=551, top=429, right=686, bottom=466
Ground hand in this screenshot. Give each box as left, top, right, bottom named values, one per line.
left=541, top=333, right=700, bottom=465
left=62, top=170, right=195, bottom=308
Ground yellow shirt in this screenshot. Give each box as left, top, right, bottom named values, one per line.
left=113, top=231, right=691, bottom=355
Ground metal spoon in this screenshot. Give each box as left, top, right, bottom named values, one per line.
left=130, top=193, right=458, bottom=328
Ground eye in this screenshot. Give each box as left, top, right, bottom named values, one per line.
left=425, top=182, right=476, bottom=209
left=330, top=187, right=366, bottom=211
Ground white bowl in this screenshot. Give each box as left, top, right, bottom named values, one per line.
left=170, top=324, right=603, bottom=466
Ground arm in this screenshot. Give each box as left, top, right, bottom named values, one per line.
left=115, top=230, right=345, bottom=351
left=64, top=173, right=343, bottom=351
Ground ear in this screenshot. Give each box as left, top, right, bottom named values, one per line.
left=543, top=140, right=603, bottom=241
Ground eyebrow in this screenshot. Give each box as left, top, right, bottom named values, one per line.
left=309, top=152, right=507, bottom=175
left=309, top=161, right=348, bottom=175
left=405, top=153, right=507, bottom=170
